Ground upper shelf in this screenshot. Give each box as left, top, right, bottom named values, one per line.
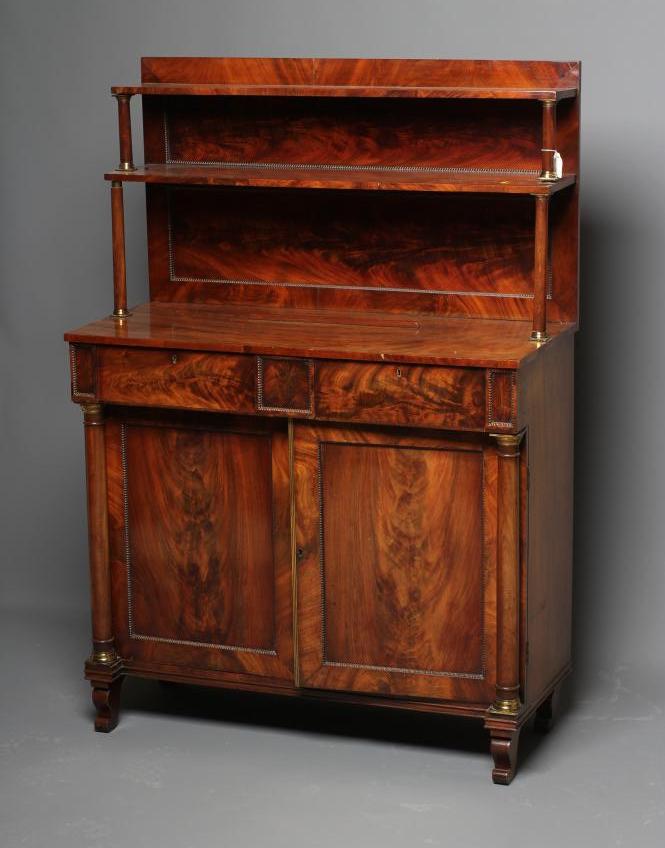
left=112, top=82, right=578, bottom=101
left=105, top=164, right=576, bottom=196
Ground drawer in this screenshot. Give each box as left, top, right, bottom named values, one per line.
left=315, top=361, right=485, bottom=430
left=87, top=346, right=496, bottom=432
left=97, top=347, right=256, bottom=413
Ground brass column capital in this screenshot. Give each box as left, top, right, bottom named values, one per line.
left=81, top=402, right=104, bottom=426
left=112, top=92, right=136, bottom=172
left=490, top=431, right=525, bottom=457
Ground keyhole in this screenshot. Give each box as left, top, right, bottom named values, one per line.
left=171, top=353, right=178, bottom=365
left=396, top=368, right=402, bottom=378
left=296, top=547, right=304, bottom=561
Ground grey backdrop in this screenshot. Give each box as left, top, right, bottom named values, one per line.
left=1, top=2, right=664, bottom=845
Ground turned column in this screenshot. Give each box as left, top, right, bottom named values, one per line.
left=82, top=403, right=116, bottom=665
left=82, top=403, right=123, bottom=731
left=490, top=431, right=524, bottom=715
left=111, top=181, right=130, bottom=319
left=112, top=93, right=136, bottom=172
left=540, top=99, right=557, bottom=181
left=531, top=195, right=550, bottom=343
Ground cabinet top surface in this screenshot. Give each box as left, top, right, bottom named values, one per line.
left=65, top=302, right=574, bottom=369
left=112, top=57, right=580, bottom=100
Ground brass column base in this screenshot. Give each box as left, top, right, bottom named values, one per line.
left=91, top=648, right=119, bottom=665
left=530, top=329, right=549, bottom=344
left=488, top=697, right=521, bottom=716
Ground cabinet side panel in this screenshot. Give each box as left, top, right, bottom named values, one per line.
left=550, top=95, right=580, bottom=327
left=522, top=334, right=574, bottom=704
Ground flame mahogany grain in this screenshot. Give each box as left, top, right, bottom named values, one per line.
left=159, top=96, right=542, bottom=170
left=134, top=57, right=579, bottom=99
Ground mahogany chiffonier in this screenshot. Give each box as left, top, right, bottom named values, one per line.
left=65, top=57, right=580, bottom=784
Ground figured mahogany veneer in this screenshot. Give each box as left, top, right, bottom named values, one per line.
left=68, top=57, right=579, bottom=786
left=123, top=56, right=580, bottom=99
left=315, top=362, right=485, bottom=430
left=96, top=347, right=257, bottom=414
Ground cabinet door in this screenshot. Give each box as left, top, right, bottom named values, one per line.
left=294, top=423, right=497, bottom=703
left=106, top=409, right=293, bottom=682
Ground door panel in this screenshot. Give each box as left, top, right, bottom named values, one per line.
left=294, top=423, right=496, bottom=702
left=107, top=410, right=293, bottom=681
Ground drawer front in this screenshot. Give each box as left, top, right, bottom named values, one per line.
left=97, top=347, right=256, bottom=413
left=315, top=361, right=486, bottom=430
left=88, top=346, right=489, bottom=431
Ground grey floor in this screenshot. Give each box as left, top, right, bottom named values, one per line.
left=1, top=609, right=663, bottom=848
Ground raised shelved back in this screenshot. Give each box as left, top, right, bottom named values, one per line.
left=132, top=58, right=580, bottom=323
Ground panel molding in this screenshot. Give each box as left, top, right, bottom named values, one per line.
left=316, top=439, right=487, bottom=680
left=119, top=422, right=278, bottom=656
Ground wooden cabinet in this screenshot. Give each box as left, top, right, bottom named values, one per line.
left=65, top=57, right=579, bottom=783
